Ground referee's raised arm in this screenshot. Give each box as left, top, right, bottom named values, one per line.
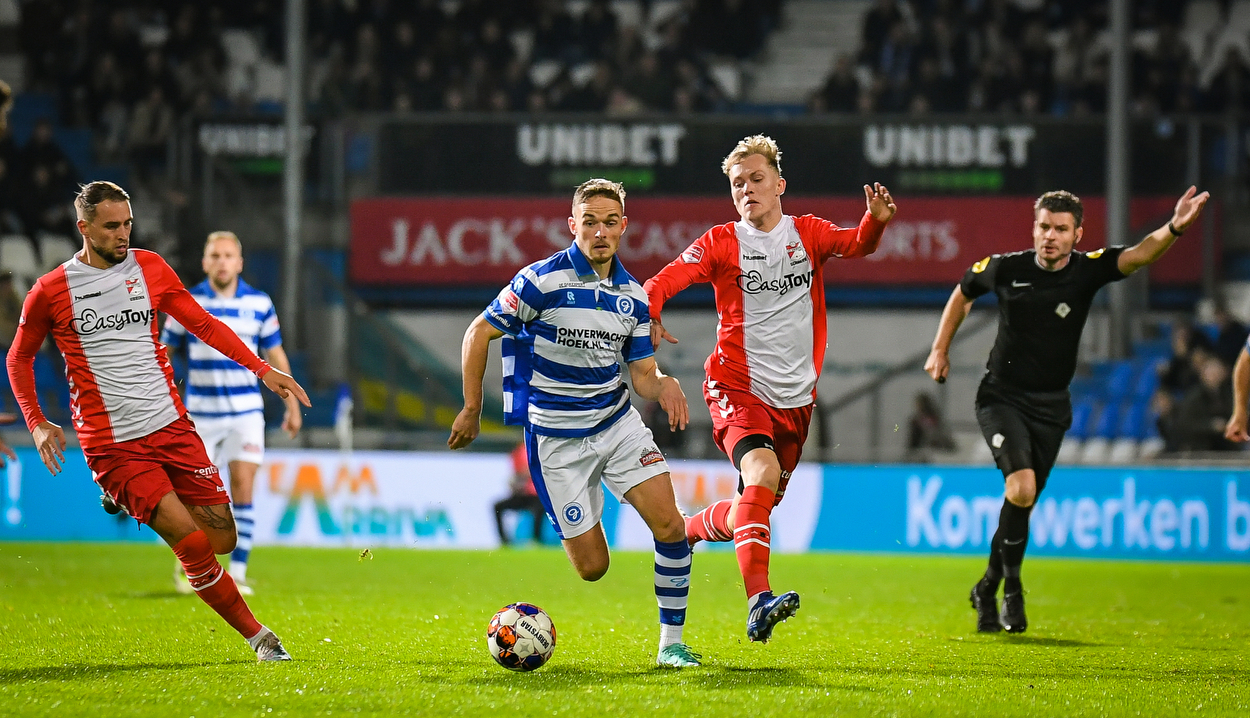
left=1116, top=186, right=1209, bottom=276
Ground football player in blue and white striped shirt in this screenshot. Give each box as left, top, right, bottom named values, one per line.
left=449, top=179, right=701, bottom=668
left=162, top=231, right=302, bottom=595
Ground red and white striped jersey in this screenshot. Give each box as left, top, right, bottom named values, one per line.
left=644, top=212, right=885, bottom=409
left=6, top=249, right=272, bottom=449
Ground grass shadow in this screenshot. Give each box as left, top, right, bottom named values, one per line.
left=431, top=663, right=858, bottom=691
left=0, top=660, right=250, bottom=685
left=999, top=635, right=1101, bottom=648
left=126, top=591, right=192, bottom=600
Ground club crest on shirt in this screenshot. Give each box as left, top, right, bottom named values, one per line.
left=616, top=295, right=634, bottom=316
left=785, top=239, right=807, bottom=265
left=640, top=448, right=664, bottom=467
left=1055, top=302, right=1071, bottom=318
left=499, top=288, right=519, bottom=313
left=681, top=244, right=704, bottom=264
left=125, top=277, right=145, bottom=301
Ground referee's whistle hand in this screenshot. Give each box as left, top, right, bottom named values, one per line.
left=924, top=349, right=949, bottom=383
left=262, top=369, right=311, bottom=407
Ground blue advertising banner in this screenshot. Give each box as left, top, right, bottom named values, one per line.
left=0, top=448, right=150, bottom=542
left=816, top=465, right=1250, bottom=562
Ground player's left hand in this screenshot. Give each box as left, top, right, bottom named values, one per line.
left=448, top=406, right=481, bottom=450
left=1225, top=410, right=1249, bottom=442
left=1172, top=185, right=1210, bottom=233
left=262, top=369, right=311, bottom=407
left=282, top=396, right=303, bottom=439
left=865, top=182, right=897, bottom=223
left=0, top=435, right=15, bottom=468
left=658, top=376, right=688, bottom=431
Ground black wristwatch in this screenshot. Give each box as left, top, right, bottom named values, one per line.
left=1167, top=221, right=1183, bottom=237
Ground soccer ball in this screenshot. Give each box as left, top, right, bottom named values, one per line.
left=486, top=602, right=556, bottom=671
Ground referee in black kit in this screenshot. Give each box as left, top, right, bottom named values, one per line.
left=923, top=187, right=1209, bottom=634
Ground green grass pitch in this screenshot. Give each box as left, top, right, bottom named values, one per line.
left=1, top=543, right=1247, bottom=717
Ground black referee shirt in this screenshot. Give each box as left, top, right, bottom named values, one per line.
left=960, top=247, right=1128, bottom=393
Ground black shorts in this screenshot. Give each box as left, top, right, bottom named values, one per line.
left=975, top=375, right=1072, bottom=493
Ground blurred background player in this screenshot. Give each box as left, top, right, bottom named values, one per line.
left=494, top=442, right=546, bottom=546
left=645, top=135, right=896, bottom=643
left=449, top=179, right=701, bottom=668
left=6, top=181, right=309, bottom=661
left=161, top=231, right=302, bottom=595
left=925, top=187, right=1209, bottom=634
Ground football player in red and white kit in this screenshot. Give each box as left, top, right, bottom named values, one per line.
left=645, top=135, right=897, bottom=642
left=5, top=182, right=310, bottom=662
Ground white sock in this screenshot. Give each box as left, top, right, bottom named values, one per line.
left=748, top=591, right=767, bottom=612
left=659, top=623, right=684, bottom=650
left=229, top=560, right=248, bottom=582
left=246, top=625, right=270, bottom=650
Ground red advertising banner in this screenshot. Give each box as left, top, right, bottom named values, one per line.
left=350, top=196, right=1208, bottom=287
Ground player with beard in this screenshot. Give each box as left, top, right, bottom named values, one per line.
left=6, top=181, right=310, bottom=661
left=644, top=135, right=897, bottom=643
left=924, top=187, right=1209, bottom=633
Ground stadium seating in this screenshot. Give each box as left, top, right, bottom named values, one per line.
left=0, top=234, right=39, bottom=287
left=36, top=233, right=76, bottom=273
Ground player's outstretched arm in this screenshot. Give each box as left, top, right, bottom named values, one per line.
left=5, top=281, right=63, bottom=472
left=1118, top=186, right=1210, bottom=276
left=263, top=344, right=303, bottom=438
left=1225, top=347, right=1250, bottom=442
left=925, top=285, right=975, bottom=383
left=449, top=314, right=505, bottom=450
left=628, top=356, right=688, bottom=431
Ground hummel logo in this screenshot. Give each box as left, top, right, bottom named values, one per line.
left=1055, top=302, right=1071, bottom=318
left=1011, top=281, right=1031, bottom=287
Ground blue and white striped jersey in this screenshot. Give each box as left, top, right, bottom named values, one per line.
left=161, top=278, right=282, bottom=418
left=484, top=242, right=653, bottom=438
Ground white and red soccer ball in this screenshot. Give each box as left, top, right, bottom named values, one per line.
left=486, top=602, right=556, bottom=671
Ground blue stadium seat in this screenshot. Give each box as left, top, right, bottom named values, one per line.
left=1092, top=402, right=1119, bottom=440
left=1068, top=398, right=1097, bottom=439
left=1104, top=360, right=1136, bottom=402
left=1117, top=400, right=1150, bottom=441
left=1132, top=361, right=1161, bottom=399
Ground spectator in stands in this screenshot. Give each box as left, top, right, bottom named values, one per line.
left=494, top=443, right=546, bottom=547
left=1152, top=387, right=1180, bottom=453
left=0, top=271, right=18, bottom=350
left=0, top=80, right=17, bottom=234
left=19, top=119, right=77, bottom=198
left=811, top=56, right=859, bottom=113
left=1158, top=323, right=1212, bottom=396
left=906, top=392, right=955, bottom=461
left=18, top=163, right=76, bottom=239
left=127, top=86, right=175, bottom=181
left=1174, top=354, right=1236, bottom=452
left=1211, top=304, right=1248, bottom=369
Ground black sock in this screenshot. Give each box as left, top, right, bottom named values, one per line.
left=999, top=500, right=1033, bottom=593
left=983, top=524, right=1004, bottom=590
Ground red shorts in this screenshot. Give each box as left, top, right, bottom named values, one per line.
left=704, top=381, right=813, bottom=506
left=84, top=415, right=227, bottom=525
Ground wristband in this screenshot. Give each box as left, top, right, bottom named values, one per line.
left=1167, top=221, right=1183, bottom=237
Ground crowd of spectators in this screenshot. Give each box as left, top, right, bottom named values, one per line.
left=1153, top=309, right=1248, bottom=453
left=18, top=0, right=779, bottom=150
left=812, top=0, right=1241, bottom=117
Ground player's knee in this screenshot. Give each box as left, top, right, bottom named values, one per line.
left=1005, top=472, right=1037, bottom=507
left=652, top=512, right=686, bottom=544
left=209, top=531, right=238, bottom=555
left=575, top=558, right=609, bottom=582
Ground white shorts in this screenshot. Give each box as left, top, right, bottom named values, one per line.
left=526, top=407, right=670, bottom=540
left=192, top=412, right=266, bottom=467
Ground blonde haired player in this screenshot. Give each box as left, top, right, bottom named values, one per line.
left=646, top=135, right=897, bottom=642
left=161, top=231, right=302, bottom=595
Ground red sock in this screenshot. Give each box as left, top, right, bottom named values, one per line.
left=685, top=499, right=734, bottom=545
left=171, top=530, right=263, bottom=640
left=734, top=486, right=775, bottom=599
